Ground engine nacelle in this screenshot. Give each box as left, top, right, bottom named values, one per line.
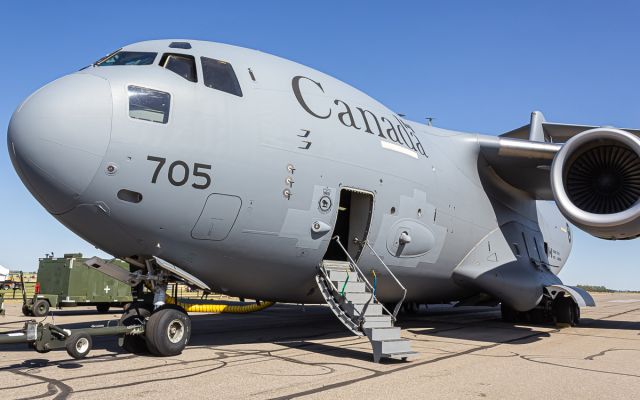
left=551, top=128, right=640, bottom=240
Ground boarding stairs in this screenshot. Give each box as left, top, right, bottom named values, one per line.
left=315, top=236, right=417, bottom=363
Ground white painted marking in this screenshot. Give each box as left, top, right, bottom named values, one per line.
left=608, top=299, right=640, bottom=303
left=380, top=140, right=418, bottom=159
left=104, top=285, right=111, bottom=294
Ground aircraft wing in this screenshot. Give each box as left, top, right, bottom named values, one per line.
left=478, top=136, right=560, bottom=200
left=478, top=111, right=640, bottom=200
left=501, top=121, right=640, bottom=142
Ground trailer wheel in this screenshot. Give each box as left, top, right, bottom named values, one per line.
left=119, top=305, right=151, bottom=354
left=96, top=304, right=110, bottom=313
left=146, top=307, right=191, bottom=356
left=32, top=299, right=49, bottom=317
left=66, top=332, right=92, bottom=359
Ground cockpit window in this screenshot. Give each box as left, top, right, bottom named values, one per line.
left=160, top=53, right=197, bottom=82
left=201, top=57, right=243, bottom=97
left=128, top=86, right=170, bottom=124
left=96, top=51, right=157, bottom=66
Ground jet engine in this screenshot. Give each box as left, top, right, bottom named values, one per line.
left=551, top=128, right=640, bottom=239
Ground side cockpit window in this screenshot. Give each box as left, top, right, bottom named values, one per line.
left=160, top=53, right=197, bottom=82
left=201, top=57, right=242, bottom=97
left=128, top=86, right=170, bottom=124
left=96, top=51, right=157, bottom=66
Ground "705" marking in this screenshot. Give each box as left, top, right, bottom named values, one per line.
left=147, top=156, right=212, bottom=190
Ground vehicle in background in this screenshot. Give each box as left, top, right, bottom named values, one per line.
left=1, top=280, right=23, bottom=291
left=22, top=253, right=132, bottom=317
left=0, top=265, right=17, bottom=290
left=0, top=265, right=8, bottom=282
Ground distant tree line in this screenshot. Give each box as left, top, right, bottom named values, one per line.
left=577, top=285, right=615, bottom=293
left=577, top=285, right=640, bottom=293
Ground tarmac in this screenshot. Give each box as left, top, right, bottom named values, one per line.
left=0, top=292, right=639, bottom=399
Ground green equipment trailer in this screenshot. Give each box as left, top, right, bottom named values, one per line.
left=23, top=253, right=132, bottom=317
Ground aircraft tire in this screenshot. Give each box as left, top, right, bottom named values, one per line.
left=119, top=304, right=151, bottom=354
left=553, top=296, right=576, bottom=326
left=500, top=303, right=519, bottom=323
left=145, top=307, right=191, bottom=357
left=572, top=302, right=581, bottom=326
left=32, top=299, right=49, bottom=317
left=528, top=308, right=547, bottom=324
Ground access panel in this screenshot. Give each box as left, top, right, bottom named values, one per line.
left=191, top=194, right=242, bottom=241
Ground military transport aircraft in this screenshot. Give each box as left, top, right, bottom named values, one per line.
left=7, top=40, right=640, bottom=362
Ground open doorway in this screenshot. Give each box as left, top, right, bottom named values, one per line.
left=323, top=188, right=374, bottom=262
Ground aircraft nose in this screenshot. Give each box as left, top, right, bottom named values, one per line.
left=7, top=73, right=112, bottom=214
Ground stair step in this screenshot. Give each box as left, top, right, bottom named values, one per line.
left=344, top=292, right=373, bottom=303
left=327, top=270, right=359, bottom=282
left=322, top=260, right=351, bottom=271
left=344, top=302, right=383, bottom=317
left=362, top=315, right=393, bottom=329
left=365, top=327, right=401, bottom=341
left=372, top=338, right=412, bottom=355
left=315, top=275, right=363, bottom=336
left=317, top=254, right=415, bottom=364
left=334, top=281, right=366, bottom=293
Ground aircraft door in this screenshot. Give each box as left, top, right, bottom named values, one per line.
left=323, top=188, right=374, bottom=262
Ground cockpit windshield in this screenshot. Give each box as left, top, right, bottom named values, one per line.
left=96, top=51, right=157, bottom=66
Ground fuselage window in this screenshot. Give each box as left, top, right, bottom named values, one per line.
left=201, top=57, right=243, bottom=97
left=128, top=86, right=171, bottom=124
left=96, top=51, right=157, bottom=66
left=160, top=53, right=197, bottom=82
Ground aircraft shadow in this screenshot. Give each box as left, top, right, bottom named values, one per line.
left=0, top=303, right=637, bottom=361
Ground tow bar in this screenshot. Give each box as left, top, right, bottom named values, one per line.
left=0, top=320, right=144, bottom=359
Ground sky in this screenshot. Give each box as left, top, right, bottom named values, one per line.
left=0, top=1, right=638, bottom=289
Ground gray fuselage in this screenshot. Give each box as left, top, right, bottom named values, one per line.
left=7, top=40, right=572, bottom=308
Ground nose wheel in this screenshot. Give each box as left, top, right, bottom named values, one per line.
left=119, top=304, right=191, bottom=356
left=145, top=306, right=191, bottom=356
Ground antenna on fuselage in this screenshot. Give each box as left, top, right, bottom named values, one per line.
left=425, top=117, right=436, bottom=126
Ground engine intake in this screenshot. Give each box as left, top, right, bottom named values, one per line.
left=551, top=128, right=640, bottom=240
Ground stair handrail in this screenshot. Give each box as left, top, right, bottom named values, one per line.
left=317, top=263, right=373, bottom=326
left=331, top=236, right=397, bottom=321
left=361, top=239, right=407, bottom=320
